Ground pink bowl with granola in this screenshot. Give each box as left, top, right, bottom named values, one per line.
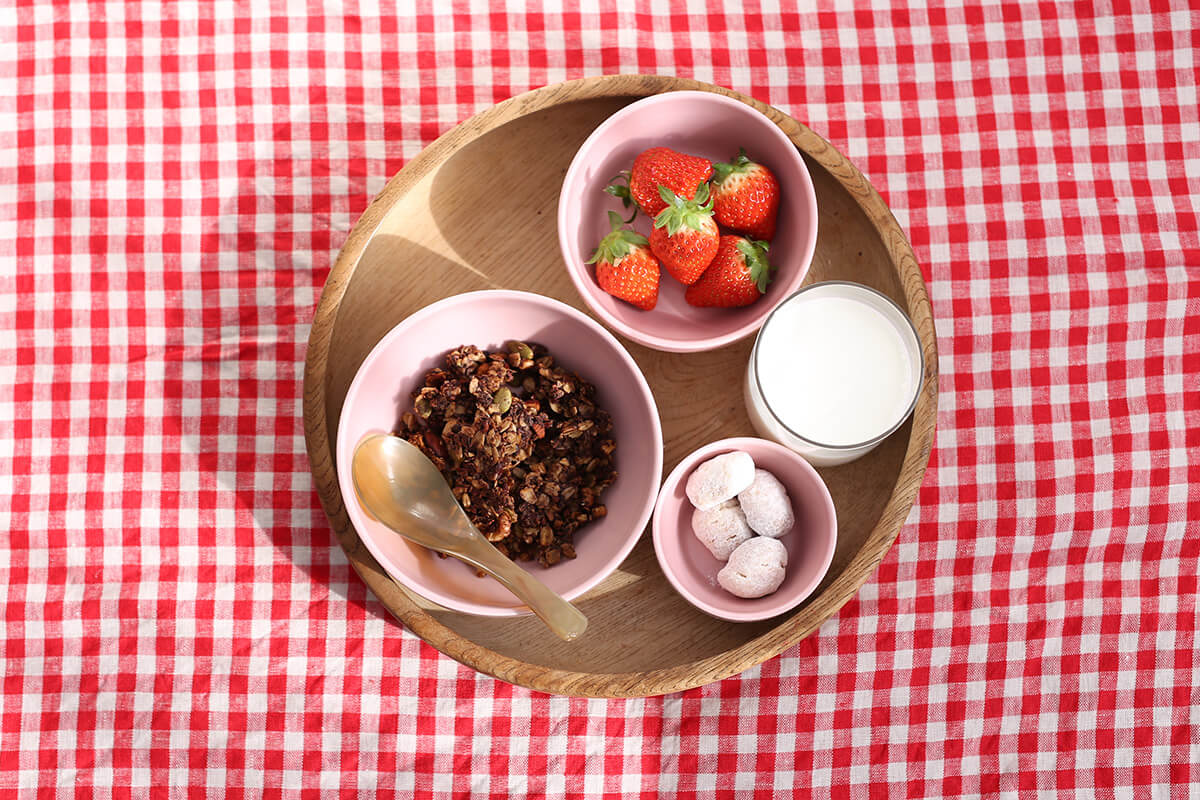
left=336, top=290, right=664, bottom=617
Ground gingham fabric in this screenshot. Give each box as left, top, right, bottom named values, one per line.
left=4, top=1, right=1198, bottom=796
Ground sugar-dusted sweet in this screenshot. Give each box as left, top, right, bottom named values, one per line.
left=737, top=469, right=795, bottom=538
left=691, top=500, right=754, bottom=561
left=685, top=450, right=755, bottom=511
left=717, top=536, right=788, bottom=599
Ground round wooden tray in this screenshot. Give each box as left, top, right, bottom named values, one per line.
left=304, top=75, right=938, bottom=697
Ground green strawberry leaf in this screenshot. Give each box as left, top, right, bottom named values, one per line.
left=605, top=184, right=631, bottom=202
left=736, top=237, right=774, bottom=293
left=587, top=212, right=650, bottom=265
left=604, top=172, right=638, bottom=222
left=653, top=184, right=714, bottom=237
left=712, top=148, right=754, bottom=184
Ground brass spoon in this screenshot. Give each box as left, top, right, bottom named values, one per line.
left=351, top=433, right=588, bottom=642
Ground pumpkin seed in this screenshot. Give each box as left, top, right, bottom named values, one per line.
left=492, top=386, right=512, bottom=414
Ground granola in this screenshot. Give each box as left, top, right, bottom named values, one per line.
left=394, top=342, right=617, bottom=567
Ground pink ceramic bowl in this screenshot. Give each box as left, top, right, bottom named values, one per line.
left=336, top=290, right=664, bottom=617
left=652, top=437, right=837, bottom=622
left=558, top=90, right=819, bottom=353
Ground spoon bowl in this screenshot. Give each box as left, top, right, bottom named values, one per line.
left=351, top=433, right=589, bottom=641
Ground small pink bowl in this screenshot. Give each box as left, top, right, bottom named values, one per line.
left=558, top=90, right=819, bottom=353
left=336, top=290, right=664, bottom=617
left=652, top=437, right=837, bottom=622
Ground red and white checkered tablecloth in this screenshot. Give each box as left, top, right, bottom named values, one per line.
left=4, top=1, right=1199, bottom=796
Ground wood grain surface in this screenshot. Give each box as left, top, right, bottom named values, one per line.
left=303, top=74, right=939, bottom=697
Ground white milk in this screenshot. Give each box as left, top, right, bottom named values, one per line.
left=745, top=282, right=921, bottom=466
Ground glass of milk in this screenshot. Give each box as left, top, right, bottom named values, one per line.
left=745, top=281, right=923, bottom=467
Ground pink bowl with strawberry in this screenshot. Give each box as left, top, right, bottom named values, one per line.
left=558, top=90, right=818, bottom=353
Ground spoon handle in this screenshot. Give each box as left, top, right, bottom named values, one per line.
left=453, top=538, right=588, bottom=642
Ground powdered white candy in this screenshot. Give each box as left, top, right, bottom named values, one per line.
left=717, top=537, right=788, bottom=599
left=737, top=469, right=795, bottom=538
left=691, top=500, right=754, bottom=561
left=685, top=451, right=755, bottom=511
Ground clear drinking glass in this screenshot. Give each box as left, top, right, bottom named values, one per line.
left=744, top=281, right=924, bottom=467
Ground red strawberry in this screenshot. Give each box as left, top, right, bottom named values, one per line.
left=684, top=235, right=774, bottom=308
left=586, top=211, right=660, bottom=310
left=710, top=148, right=780, bottom=240
left=649, top=183, right=720, bottom=285
left=607, top=147, right=713, bottom=219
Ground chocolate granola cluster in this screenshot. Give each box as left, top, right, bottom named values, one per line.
left=395, top=342, right=617, bottom=566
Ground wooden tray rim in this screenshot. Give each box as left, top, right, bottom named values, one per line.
left=303, top=74, right=939, bottom=697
